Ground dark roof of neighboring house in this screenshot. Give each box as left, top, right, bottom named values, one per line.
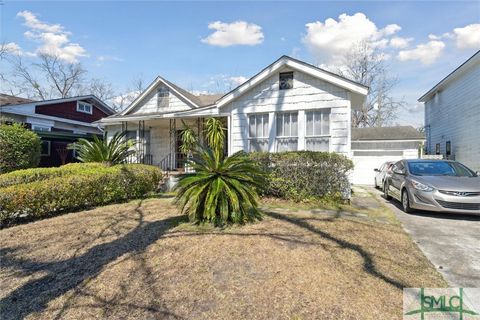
left=1, top=94, right=115, bottom=115
left=0, top=93, right=35, bottom=106
left=352, top=126, right=425, bottom=141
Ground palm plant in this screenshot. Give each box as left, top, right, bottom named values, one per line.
left=179, top=121, right=198, bottom=154
left=69, top=132, right=135, bottom=166
left=174, top=147, right=265, bottom=225
left=204, top=117, right=226, bottom=157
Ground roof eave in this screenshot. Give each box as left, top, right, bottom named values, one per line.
left=216, top=55, right=369, bottom=108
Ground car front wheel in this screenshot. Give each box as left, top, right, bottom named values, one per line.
left=402, top=189, right=414, bottom=213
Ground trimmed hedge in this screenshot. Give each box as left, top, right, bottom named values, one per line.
left=0, top=164, right=162, bottom=224
left=0, top=162, right=104, bottom=188
left=0, top=123, right=41, bottom=173
left=249, top=151, right=354, bottom=202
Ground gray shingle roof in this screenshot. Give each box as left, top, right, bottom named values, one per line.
left=352, top=126, right=425, bottom=141
left=0, top=93, right=35, bottom=107
left=161, top=78, right=223, bottom=107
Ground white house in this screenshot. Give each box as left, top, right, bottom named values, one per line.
left=419, top=50, right=480, bottom=171
left=99, top=56, right=368, bottom=170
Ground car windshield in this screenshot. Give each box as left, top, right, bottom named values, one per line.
left=407, top=161, right=476, bottom=177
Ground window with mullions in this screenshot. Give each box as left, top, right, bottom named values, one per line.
left=157, top=87, right=169, bottom=108
left=248, top=114, right=269, bottom=152
left=276, top=112, right=298, bottom=151
left=305, top=109, right=330, bottom=152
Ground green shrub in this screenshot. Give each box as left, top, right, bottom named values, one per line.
left=249, top=151, right=354, bottom=202
left=0, top=162, right=104, bottom=188
left=0, top=164, right=162, bottom=224
left=0, top=123, right=41, bottom=173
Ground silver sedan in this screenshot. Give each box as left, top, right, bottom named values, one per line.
left=384, top=159, right=480, bottom=215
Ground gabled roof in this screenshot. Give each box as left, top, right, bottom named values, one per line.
left=115, top=55, right=369, bottom=119
left=33, top=95, right=115, bottom=115
left=119, top=77, right=223, bottom=116
left=352, top=126, right=425, bottom=141
left=216, top=55, right=369, bottom=108
left=1, top=94, right=115, bottom=115
left=418, top=50, right=480, bottom=102
left=0, top=93, right=35, bottom=106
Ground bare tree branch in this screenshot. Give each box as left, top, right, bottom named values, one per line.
left=336, top=41, right=405, bottom=128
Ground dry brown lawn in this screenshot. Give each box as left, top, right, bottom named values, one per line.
left=0, top=195, right=446, bottom=320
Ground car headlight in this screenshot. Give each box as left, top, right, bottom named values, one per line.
left=410, top=179, right=434, bottom=192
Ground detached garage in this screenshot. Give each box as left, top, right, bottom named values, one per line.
left=351, top=126, right=425, bottom=185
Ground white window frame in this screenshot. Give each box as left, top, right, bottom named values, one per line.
left=275, top=112, right=298, bottom=152
left=305, top=109, right=331, bottom=137
left=157, top=87, right=170, bottom=108
left=305, top=109, right=331, bottom=152
left=40, top=140, right=51, bottom=156
left=248, top=113, right=269, bottom=152
left=279, top=72, right=294, bottom=90
left=32, top=124, right=51, bottom=132
left=77, top=101, right=93, bottom=114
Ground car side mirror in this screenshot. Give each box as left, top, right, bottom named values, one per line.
left=476, top=171, right=480, bottom=176
left=374, top=168, right=380, bottom=172
left=393, top=169, right=405, bottom=175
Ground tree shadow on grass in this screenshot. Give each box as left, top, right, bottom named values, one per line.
left=263, top=210, right=408, bottom=290
left=0, top=201, right=187, bottom=320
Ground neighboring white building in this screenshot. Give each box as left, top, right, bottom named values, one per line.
left=99, top=56, right=368, bottom=169
left=350, top=126, right=424, bottom=185
left=419, top=50, right=480, bottom=172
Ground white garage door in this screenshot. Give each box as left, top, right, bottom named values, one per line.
left=351, top=154, right=403, bottom=185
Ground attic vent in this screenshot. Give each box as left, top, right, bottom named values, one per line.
left=279, top=72, right=293, bottom=90
left=157, top=87, right=169, bottom=108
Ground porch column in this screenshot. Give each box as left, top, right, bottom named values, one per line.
left=268, top=112, right=276, bottom=152
left=227, top=115, right=232, bottom=155
left=298, top=110, right=305, bottom=151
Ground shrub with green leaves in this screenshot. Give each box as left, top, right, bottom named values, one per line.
left=0, top=123, right=41, bottom=174
left=174, top=148, right=264, bottom=226
left=249, top=151, right=354, bottom=202
left=0, top=162, right=104, bottom=188
left=0, top=163, right=162, bottom=225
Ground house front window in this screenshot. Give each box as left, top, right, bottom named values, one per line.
left=40, top=140, right=51, bottom=156
left=276, top=112, right=298, bottom=152
left=279, top=72, right=293, bottom=90
left=305, top=109, right=330, bottom=152
left=157, top=87, right=169, bottom=108
left=77, top=102, right=93, bottom=114
left=248, top=114, right=269, bottom=152
left=32, top=125, right=51, bottom=132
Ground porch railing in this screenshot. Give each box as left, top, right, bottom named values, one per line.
left=126, top=153, right=153, bottom=165
left=159, top=152, right=189, bottom=171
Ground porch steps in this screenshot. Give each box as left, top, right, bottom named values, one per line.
left=158, top=170, right=184, bottom=192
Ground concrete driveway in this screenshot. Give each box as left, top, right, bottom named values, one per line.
left=364, top=186, right=480, bottom=287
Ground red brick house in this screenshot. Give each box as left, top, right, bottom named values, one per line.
left=0, top=94, right=115, bottom=167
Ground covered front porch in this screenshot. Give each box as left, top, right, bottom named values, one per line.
left=105, top=115, right=228, bottom=171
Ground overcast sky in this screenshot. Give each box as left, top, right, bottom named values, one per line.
left=1, top=1, right=479, bottom=127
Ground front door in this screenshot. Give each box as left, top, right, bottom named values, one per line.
left=175, top=130, right=186, bottom=169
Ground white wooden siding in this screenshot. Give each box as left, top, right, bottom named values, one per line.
left=130, top=85, right=192, bottom=115
left=424, top=62, right=480, bottom=171
left=223, top=69, right=351, bottom=156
